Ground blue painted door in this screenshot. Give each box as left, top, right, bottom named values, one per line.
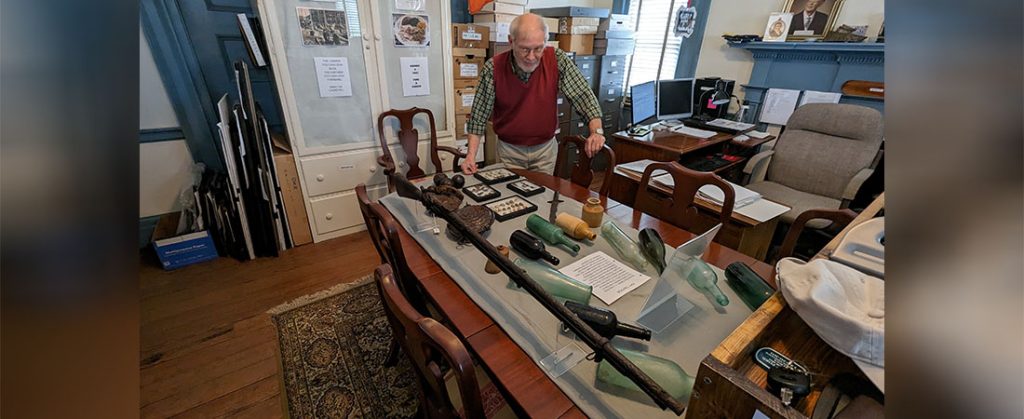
left=177, top=0, right=285, bottom=133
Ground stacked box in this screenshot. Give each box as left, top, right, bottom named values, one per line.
left=542, top=17, right=560, bottom=33
left=473, top=13, right=517, bottom=24
left=598, top=14, right=632, bottom=31
left=452, top=23, right=490, bottom=49
left=593, top=38, right=635, bottom=55
left=451, top=34, right=489, bottom=164
left=478, top=22, right=511, bottom=42
left=476, top=1, right=526, bottom=15
left=490, top=41, right=512, bottom=56
left=557, top=17, right=599, bottom=35
left=557, top=34, right=594, bottom=54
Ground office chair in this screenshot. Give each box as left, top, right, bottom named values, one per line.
left=742, top=103, right=882, bottom=228
left=553, top=135, right=617, bottom=196
left=377, top=108, right=466, bottom=192
left=635, top=161, right=735, bottom=231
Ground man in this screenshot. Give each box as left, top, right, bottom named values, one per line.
left=789, top=0, right=828, bottom=35
left=461, top=13, right=604, bottom=175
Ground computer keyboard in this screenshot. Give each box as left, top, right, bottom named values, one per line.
left=671, top=124, right=717, bottom=138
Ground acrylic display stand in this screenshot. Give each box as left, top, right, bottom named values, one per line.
left=636, top=224, right=723, bottom=333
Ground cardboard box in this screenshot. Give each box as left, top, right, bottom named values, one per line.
left=473, top=13, right=517, bottom=24
left=593, top=38, right=635, bottom=55
left=455, top=114, right=469, bottom=137
left=478, top=22, right=510, bottom=42
left=452, top=24, right=490, bottom=49
left=452, top=47, right=487, bottom=58
left=151, top=213, right=218, bottom=270
left=273, top=149, right=313, bottom=246
left=557, top=34, right=594, bottom=55
left=530, top=6, right=610, bottom=18
left=454, top=55, right=485, bottom=80
left=454, top=84, right=478, bottom=114
left=477, top=2, right=525, bottom=15
left=493, top=0, right=527, bottom=4
left=542, top=17, right=560, bottom=33
left=490, top=42, right=511, bottom=56
left=454, top=78, right=479, bottom=90
left=545, top=40, right=560, bottom=49
left=557, top=17, right=599, bottom=34
left=599, top=14, right=632, bottom=31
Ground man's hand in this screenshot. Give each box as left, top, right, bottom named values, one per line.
left=461, top=158, right=478, bottom=175
left=584, top=132, right=605, bottom=157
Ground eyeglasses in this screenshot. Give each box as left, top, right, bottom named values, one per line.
left=515, top=46, right=545, bottom=56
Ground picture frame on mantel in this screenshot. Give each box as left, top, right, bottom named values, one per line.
left=782, top=0, right=844, bottom=40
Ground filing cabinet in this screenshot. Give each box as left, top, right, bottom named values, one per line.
left=573, top=55, right=600, bottom=92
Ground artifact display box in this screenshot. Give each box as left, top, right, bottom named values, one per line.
left=463, top=184, right=501, bottom=202
left=474, top=168, right=520, bottom=184
left=507, top=179, right=545, bottom=197
left=484, top=195, right=538, bottom=222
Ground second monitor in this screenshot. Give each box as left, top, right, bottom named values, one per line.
left=657, top=78, right=695, bottom=121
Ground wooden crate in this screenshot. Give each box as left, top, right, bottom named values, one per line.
left=686, top=194, right=885, bottom=418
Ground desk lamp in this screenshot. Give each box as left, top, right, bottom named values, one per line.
left=696, top=79, right=731, bottom=121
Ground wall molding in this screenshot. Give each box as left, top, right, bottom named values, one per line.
left=140, top=127, right=186, bottom=143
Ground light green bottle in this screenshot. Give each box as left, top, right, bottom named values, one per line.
left=527, top=215, right=581, bottom=253
left=599, top=221, right=649, bottom=271
left=671, top=254, right=729, bottom=306
left=512, top=257, right=592, bottom=305
left=596, top=348, right=695, bottom=401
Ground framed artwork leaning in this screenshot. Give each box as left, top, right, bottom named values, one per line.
left=782, top=0, right=844, bottom=40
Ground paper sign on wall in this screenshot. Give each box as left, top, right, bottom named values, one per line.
left=314, top=57, right=353, bottom=97
left=394, top=0, right=424, bottom=11
left=400, top=56, right=430, bottom=97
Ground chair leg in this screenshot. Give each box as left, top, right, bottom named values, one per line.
left=384, top=338, right=402, bottom=366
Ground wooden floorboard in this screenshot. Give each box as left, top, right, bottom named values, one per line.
left=140, top=231, right=379, bottom=418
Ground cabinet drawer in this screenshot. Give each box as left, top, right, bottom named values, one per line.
left=556, top=121, right=571, bottom=138
left=600, top=55, right=627, bottom=73
left=598, top=85, right=624, bottom=101
left=300, top=141, right=456, bottom=196
left=600, top=98, right=622, bottom=117
left=569, top=119, right=589, bottom=137
left=308, top=186, right=387, bottom=235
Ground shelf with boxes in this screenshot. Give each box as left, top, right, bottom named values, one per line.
left=451, top=23, right=491, bottom=164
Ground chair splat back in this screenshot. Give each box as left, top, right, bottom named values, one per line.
left=356, top=184, right=385, bottom=263
left=776, top=208, right=858, bottom=262
left=553, top=135, right=617, bottom=196
left=375, top=265, right=484, bottom=419
left=634, top=161, right=735, bottom=231
left=366, top=202, right=431, bottom=315
left=377, top=108, right=466, bottom=192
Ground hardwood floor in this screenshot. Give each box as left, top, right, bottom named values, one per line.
left=140, top=231, right=379, bottom=418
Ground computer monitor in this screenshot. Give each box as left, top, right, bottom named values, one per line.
left=630, top=81, right=657, bottom=126
left=656, top=78, right=695, bottom=121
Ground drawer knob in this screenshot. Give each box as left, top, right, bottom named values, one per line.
left=316, top=174, right=325, bottom=181
left=325, top=213, right=333, bottom=220
left=369, top=166, right=377, bottom=173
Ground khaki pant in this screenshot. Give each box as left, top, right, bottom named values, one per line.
left=496, top=138, right=557, bottom=175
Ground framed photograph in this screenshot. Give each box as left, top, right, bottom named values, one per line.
left=763, top=13, right=793, bottom=42
left=484, top=195, right=538, bottom=222
left=474, top=168, right=519, bottom=185
left=392, top=13, right=430, bottom=47
left=782, top=0, right=844, bottom=40
left=462, top=184, right=501, bottom=202
left=507, top=180, right=545, bottom=197
left=296, top=7, right=349, bottom=46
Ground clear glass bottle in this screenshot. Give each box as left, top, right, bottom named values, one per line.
left=513, top=258, right=592, bottom=305
left=596, top=348, right=695, bottom=401
left=600, top=221, right=649, bottom=271
left=669, top=253, right=729, bottom=306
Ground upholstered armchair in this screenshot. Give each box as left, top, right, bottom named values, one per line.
left=742, top=103, right=883, bottom=226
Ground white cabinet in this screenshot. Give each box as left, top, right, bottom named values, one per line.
left=256, top=0, right=456, bottom=241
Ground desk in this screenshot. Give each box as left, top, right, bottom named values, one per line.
left=606, top=169, right=786, bottom=261
left=610, top=127, right=774, bottom=173
left=386, top=170, right=775, bottom=417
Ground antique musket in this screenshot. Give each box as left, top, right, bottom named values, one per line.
left=390, top=173, right=686, bottom=415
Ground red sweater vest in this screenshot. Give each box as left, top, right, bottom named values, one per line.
left=492, top=47, right=559, bottom=146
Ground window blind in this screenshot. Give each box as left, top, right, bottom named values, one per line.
left=625, top=0, right=682, bottom=93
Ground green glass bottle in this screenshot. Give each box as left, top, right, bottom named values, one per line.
left=670, top=254, right=729, bottom=306
left=527, top=214, right=581, bottom=253
left=512, top=258, right=592, bottom=305
left=599, top=221, right=649, bottom=271
left=596, top=348, right=695, bottom=401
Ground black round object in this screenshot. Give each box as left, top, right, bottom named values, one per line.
left=451, top=174, right=465, bottom=188
left=433, top=173, right=453, bottom=187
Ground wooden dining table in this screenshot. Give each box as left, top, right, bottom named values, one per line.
left=386, top=169, right=776, bottom=418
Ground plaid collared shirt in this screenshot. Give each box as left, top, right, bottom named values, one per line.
left=466, top=48, right=602, bottom=136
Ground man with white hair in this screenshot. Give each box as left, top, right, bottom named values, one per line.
left=461, top=13, right=604, bottom=175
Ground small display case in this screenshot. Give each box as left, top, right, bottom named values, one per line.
left=474, top=168, right=519, bottom=185
left=462, top=184, right=501, bottom=202
left=484, top=195, right=538, bottom=222
left=507, top=179, right=545, bottom=197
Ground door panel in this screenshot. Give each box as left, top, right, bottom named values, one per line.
left=178, top=0, right=286, bottom=132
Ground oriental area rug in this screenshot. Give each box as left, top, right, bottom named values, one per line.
left=269, top=276, right=419, bottom=418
